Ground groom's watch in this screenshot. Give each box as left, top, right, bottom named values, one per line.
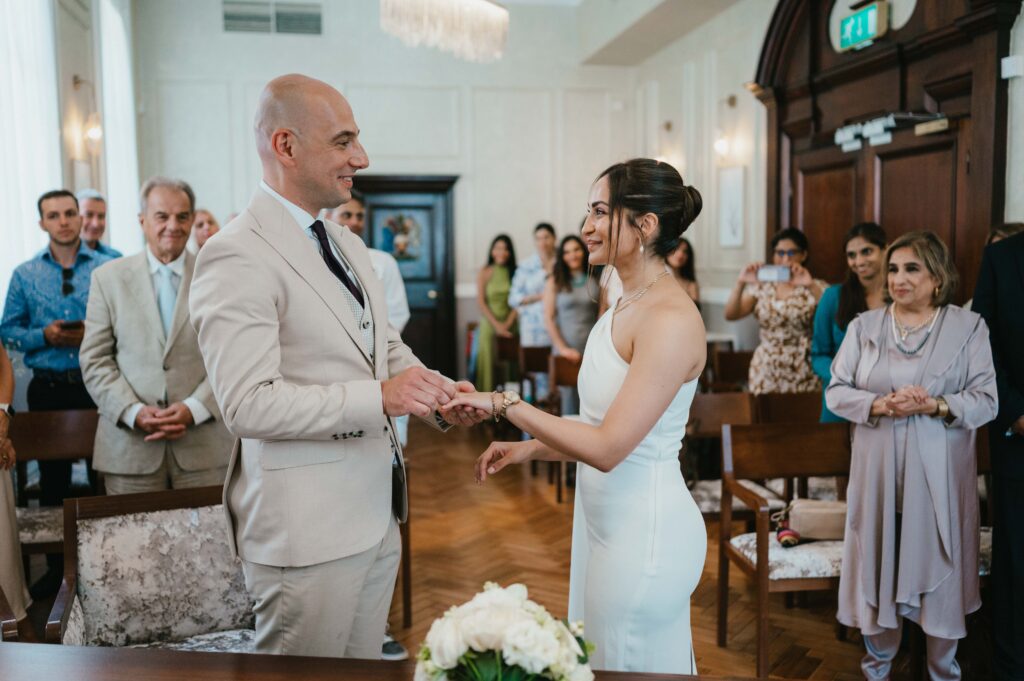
left=499, top=391, right=521, bottom=421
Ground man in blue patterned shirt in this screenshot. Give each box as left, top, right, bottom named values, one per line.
left=0, top=188, right=112, bottom=598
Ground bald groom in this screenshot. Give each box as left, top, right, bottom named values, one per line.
left=189, top=75, right=484, bottom=658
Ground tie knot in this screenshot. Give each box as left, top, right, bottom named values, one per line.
left=310, top=220, right=328, bottom=239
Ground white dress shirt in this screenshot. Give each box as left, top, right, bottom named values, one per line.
left=120, top=248, right=212, bottom=429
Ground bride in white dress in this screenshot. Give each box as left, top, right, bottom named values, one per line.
left=441, top=158, right=707, bottom=674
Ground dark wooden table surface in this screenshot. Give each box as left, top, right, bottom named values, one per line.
left=0, top=643, right=761, bottom=680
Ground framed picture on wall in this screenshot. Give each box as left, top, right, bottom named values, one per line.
left=717, top=165, right=745, bottom=248
left=372, top=207, right=433, bottom=279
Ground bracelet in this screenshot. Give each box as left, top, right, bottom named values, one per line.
left=491, top=391, right=500, bottom=423
left=935, top=396, right=951, bottom=422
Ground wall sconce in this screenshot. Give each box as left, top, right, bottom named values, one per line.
left=73, top=75, right=103, bottom=156
left=714, top=94, right=738, bottom=163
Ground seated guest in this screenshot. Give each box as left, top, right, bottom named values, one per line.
left=724, top=227, right=826, bottom=394
left=192, top=208, right=221, bottom=250
left=543, top=235, right=597, bottom=415
left=827, top=231, right=997, bottom=681
left=80, top=178, right=231, bottom=494
left=973, top=229, right=1024, bottom=681
left=77, top=189, right=122, bottom=258
left=0, top=343, right=31, bottom=634
left=666, top=236, right=699, bottom=305
left=0, top=188, right=111, bottom=598
left=476, top=235, right=517, bottom=393
left=811, top=222, right=887, bottom=421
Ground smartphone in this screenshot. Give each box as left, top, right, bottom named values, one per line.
left=756, top=265, right=791, bottom=282
left=59, top=320, right=84, bottom=330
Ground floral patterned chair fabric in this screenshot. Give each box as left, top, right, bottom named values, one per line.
left=61, top=504, right=254, bottom=650
left=979, top=526, right=992, bottom=577
left=690, top=480, right=786, bottom=515
left=729, top=532, right=844, bottom=580
left=15, top=506, right=62, bottom=545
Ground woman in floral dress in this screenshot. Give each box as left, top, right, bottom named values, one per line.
left=724, top=228, right=826, bottom=394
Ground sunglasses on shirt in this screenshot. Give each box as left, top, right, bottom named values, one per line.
left=62, top=268, right=74, bottom=296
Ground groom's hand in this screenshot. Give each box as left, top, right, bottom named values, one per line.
left=382, top=367, right=457, bottom=418
left=440, top=381, right=491, bottom=427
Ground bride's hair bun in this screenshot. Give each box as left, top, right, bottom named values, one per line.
left=597, top=158, right=703, bottom=259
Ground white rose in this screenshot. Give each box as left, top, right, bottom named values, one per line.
left=566, top=663, right=595, bottom=681
left=425, top=614, right=469, bottom=669
left=460, top=606, right=525, bottom=652
left=468, top=583, right=528, bottom=611
left=414, top=659, right=446, bottom=681
left=503, top=619, right=561, bottom=674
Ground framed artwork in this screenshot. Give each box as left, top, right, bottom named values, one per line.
left=717, top=165, right=745, bottom=248
left=372, top=207, right=432, bottom=279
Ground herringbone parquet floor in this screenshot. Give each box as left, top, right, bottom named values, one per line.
left=389, top=421, right=992, bottom=680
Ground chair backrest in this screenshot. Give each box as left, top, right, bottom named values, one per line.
left=496, top=335, right=520, bottom=363
left=700, top=339, right=736, bottom=389
left=64, top=486, right=252, bottom=646
left=8, top=410, right=98, bottom=462
left=687, top=392, right=756, bottom=439
left=519, top=345, right=551, bottom=374
left=549, top=355, right=580, bottom=390
left=754, top=392, right=823, bottom=424
left=710, top=350, right=753, bottom=391
left=723, top=423, right=851, bottom=481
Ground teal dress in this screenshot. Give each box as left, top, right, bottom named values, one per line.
left=811, top=284, right=846, bottom=423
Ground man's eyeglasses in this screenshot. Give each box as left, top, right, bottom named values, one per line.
left=774, top=248, right=803, bottom=258
left=61, top=268, right=74, bottom=296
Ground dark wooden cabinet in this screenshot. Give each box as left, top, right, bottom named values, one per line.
left=753, top=0, right=1021, bottom=297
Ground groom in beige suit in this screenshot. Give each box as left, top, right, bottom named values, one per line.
left=189, top=75, right=483, bottom=659
left=81, top=177, right=232, bottom=494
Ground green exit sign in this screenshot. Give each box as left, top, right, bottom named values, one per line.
left=840, top=1, right=889, bottom=52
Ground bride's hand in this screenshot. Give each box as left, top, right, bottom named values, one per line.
left=441, top=390, right=494, bottom=414
left=475, top=440, right=538, bottom=483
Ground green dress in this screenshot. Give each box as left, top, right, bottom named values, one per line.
left=477, top=265, right=515, bottom=392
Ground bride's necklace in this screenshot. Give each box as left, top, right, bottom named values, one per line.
left=616, top=269, right=670, bottom=313
left=890, top=305, right=939, bottom=355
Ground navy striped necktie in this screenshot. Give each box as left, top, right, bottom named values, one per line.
left=310, top=220, right=364, bottom=308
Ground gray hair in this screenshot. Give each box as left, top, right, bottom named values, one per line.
left=76, top=188, right=105, bottom=203
left=139, top=177, right=195, bottom=214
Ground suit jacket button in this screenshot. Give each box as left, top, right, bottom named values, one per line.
left=162, top=363, right=170, bottom=371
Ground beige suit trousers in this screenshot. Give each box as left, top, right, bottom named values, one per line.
left=1, top=471, right=30, bottom=620
left=241, top=516, right=401, bottom=658
left=104, top=449, right=227, bottom=495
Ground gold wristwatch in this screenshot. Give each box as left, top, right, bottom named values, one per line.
left=499, top=390, right=521, bottom=421
left=934, top=396, right=952, bottom=423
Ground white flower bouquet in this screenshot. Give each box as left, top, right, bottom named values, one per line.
left=414, top=582, right=594, bottom=681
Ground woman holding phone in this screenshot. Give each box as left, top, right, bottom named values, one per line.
left=724, top=227, right=826, bottom=394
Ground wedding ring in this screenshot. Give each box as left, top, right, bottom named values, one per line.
left=888, top=409, right=894, bottom=417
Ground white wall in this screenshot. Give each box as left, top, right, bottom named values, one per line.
left=55, top=0, right=102, bottom=193
left=1006, top=12, right=1024, bottom=223
left=632, top=0, right=775, bottom=346
left=132, top=0, right=636, bottom=294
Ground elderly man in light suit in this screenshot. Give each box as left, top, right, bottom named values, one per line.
left=189, top=75, right=484, bottom=659
left=81, top=177, right=231, bottom=494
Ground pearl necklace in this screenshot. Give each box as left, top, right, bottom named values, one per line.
left=616, top=269, right=670, bottom=313
left=890, top=305, right=939, bottom=355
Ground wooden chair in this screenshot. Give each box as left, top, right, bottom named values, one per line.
left=493, top=336, right=521, bottom=437
left=717, top=422, right=852, bottom=679
left=753, top=392, right=836, bottom=501
left=546, top=355, right=582, bottom=503
left=685, top=393, right=783, bottom=523
left=518, top=345, right=552, bottom=406
left=709, top=350, right=753, bottom=392
left=0, top=585, right=17, bottom=642
left=47, top=486, right=254, bottom=650
left=9, top=410, right=99, bottom=576
left=700, top=339, right=735, bottom=391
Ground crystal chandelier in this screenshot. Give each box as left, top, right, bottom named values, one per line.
left=380, top=0, right=509, bottom=63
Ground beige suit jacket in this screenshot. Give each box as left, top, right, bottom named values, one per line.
left=81, top=251, right=233, bottom=475
left=190, top=188, right=427, bottom=568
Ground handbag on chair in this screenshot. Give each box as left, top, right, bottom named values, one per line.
left=773, top=499, right=847, bottom=546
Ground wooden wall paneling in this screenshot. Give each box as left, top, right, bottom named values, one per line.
left=793, top=151, right=858, bottom=283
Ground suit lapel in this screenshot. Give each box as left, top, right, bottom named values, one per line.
left=122, top=253, right=167, bottom=346
left=248, top=191, right=373, bottom=368
left=163, top=252, right=194, bottom=358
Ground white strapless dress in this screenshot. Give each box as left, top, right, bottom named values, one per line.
left=567, top=307, right=706, bottom=674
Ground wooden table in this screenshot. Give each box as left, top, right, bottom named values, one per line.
left=0, top=643, right=760, bottom=680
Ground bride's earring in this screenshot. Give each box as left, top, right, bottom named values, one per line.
left=639, top=242, right=645, bottom=255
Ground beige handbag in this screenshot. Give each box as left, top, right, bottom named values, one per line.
left=777, top=499, right=848, bottom=541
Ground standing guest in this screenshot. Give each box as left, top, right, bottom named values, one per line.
left=77, top=189, right=122, bottom=258
left=192, top=208, right=221, bottom=250
left=543, top=235, right=597, bottom=415
left=0, top=343, right=31, bottom=638
left=811, top=223, right=887, bottom=422
left=0, top=189, right=111, bottom=599
left=987, top=221, right=1024, bottom=245
left=666, top=237, right=699, bottom=304
left=79, top=178, right=232, bottom=494
left=327, top=191, right=412, bottom=662
left=509, top=223, right=556, bottom=400
left=475, top=235, right=517, bottom=393
left=189, top=75, right=484, bottom=659
left=724, top=227, right=826, bottom=394
left=973, top=229, right=1024, bottom=681
left=827, top=231, right=997, bottom=681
